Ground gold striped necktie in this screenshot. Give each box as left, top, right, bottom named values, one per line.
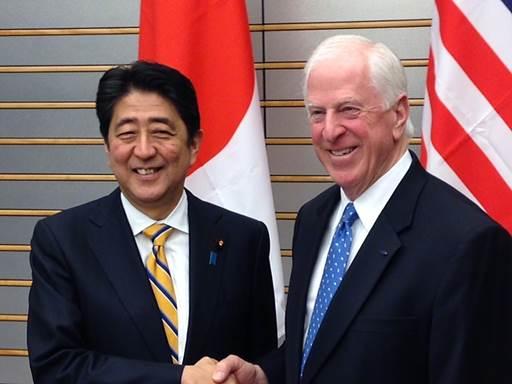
left=143, top=223, right=179, bottom=363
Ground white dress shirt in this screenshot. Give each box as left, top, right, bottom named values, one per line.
left=121, top=191, right=190, bottom=363
left=303, top=151, right=413, bottom=342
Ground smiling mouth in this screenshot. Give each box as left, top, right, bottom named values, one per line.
left=134, top=167, right=160, bottom=175
left=330, top=147, right=356, bottom=156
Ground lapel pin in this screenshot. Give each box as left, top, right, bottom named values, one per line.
left=209, top=239, right=224, bottom=266
left=379, top=250, right=389, bottom=256
left=209, top=251, right=217, bottom=266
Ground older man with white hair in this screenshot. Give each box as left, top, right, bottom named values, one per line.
left=211, top=34, right=512, bottom=384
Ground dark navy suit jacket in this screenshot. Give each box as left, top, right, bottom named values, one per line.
left=261, top=155, right=511, bottom=384
left=28, top=189, right=277, bottom=383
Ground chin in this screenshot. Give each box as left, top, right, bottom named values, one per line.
left=331, top=175, right=357, bottom=191
left=141, top=192, right=168, bottom=203
left=129, top=189, right=164, bottom=203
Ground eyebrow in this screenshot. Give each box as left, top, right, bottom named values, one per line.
left=306, top=99, right=361, bottom=110
left=114, top=117, right=136, bottom=129
left=149, top=117, right=173, bottom=126
left=114, top=116, right=174, bottom=129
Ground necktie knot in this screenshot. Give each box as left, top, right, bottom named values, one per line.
left=143, top=223, right=173, bottom=247
left=341, top=202, right=358, bottom=228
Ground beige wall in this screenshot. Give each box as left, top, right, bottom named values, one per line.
left=0, top=1, right=433, bottom=382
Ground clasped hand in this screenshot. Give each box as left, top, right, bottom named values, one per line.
left=182, top=355, right=267, bottom=384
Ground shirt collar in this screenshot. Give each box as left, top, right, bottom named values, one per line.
left=340, top=150, right=412, bottom=232
left=120, top=190, right=189, bottom=236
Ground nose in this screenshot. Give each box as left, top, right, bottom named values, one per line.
left=133, top=133, right=157, bottom=159
left=322, top=110, right=345, bottom=142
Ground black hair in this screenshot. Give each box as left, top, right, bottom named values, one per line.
left=96, top=60, right=200, bottom=144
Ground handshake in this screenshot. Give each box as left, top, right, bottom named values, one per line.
left=182, top=355, right=268, bottom=384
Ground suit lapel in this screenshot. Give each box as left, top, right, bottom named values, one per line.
left=302, top=157, right=427, bottom=383
left=87, top=189, right=171, bottom=361
left=286, top=186, right=341, bottom=383
left=302, top=220, right=401, bottom=382
left=182, top=191, right=225, bottom=363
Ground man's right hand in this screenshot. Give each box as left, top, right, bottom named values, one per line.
left=212, top=355, right=268, bottom=384
left=182, top=357, right=238, bottom=384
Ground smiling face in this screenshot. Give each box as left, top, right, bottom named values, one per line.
left=306, top=51, right=409, bottom=200
left=105, top=90, right=201, bottom=219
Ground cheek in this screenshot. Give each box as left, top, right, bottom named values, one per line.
left=158, top=144, right=186, bottom=165
left=310, top=124, right=323, bottom=143
left=165, top=145, right=182, bottom=160
left=108, top=145, right=132, bottom=166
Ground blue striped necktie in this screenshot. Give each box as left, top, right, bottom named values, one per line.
left=144, top=223, right=179, bottom=363
left=301, top=202, right=358, bottom=376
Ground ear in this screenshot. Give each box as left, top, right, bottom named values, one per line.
left=104, top=140, right=112, bottom=168
left=189, top=129, right=203, bottom=165
left=392, top=93, right=409, bottom=141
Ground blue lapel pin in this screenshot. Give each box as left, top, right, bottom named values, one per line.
left=209, top=239, right=224, bottom=266
left=209, top=251, right=217, bottom=266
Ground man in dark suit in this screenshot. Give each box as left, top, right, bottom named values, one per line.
left=212, top=35, right=512, bottom=383
left=27, top=61, right=277, bottom=383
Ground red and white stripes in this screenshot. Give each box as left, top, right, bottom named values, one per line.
left=421, top=0, right=512, bottom=233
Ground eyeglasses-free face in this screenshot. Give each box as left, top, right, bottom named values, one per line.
left=105, top=90, right=202, bottom=220
left=306, top=53, right=409, bottom=200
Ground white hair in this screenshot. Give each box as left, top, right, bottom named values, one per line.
left=304, top=34, right=414, bottom=136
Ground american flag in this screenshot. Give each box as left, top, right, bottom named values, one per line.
left=421, top=0, right=512, bottom=233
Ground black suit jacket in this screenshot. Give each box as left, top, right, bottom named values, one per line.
left=262, top=155, right=511, bottom=384
left=27, top=188, right=277, bottom=383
